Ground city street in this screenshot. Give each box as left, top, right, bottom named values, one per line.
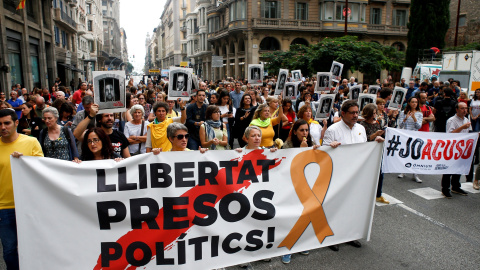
left=1, top=171, right=479, bottom=270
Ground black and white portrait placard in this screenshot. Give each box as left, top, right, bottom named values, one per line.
left=93, top=71, right=126, bottom=113
left=284, top=82, right=298, bottom=100
left=275, top=69, right=289, bottom=95
left=357, top=94, right=377, bottom=113
left=388, top=87, right=407, bottom=110
left=349, top=85, right=362, bottom=100
left=330, top=61, right=344, bottom=82
left=315, top=94, right=335, bottom=120
left=168, top=67, right=193, bottom=100
left=291, top=70, right=302, bottom=82
left=248, top=64, right=264, bottom=85
left=315, top=72, right=333, bottom=93
left=368, top=85, right=381, bottom=95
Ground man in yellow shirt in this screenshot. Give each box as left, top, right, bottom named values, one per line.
left=0, top=108, right=43, bottom=270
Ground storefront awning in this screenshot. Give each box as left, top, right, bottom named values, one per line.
left=58, top=63, right=85, bottom=73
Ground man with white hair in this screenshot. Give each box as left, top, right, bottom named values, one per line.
left=34, top=96, right=48, bottom=129
left=18, top=88, right=28, bottom=103
left=349, top=77, right=357, bottom=87
left=56, top=91, right=66, bottom=100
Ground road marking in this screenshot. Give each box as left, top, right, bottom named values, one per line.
left=460, top=182, right=480, bottom=194
left=398, top=204, right=480, bottom=248
left=375, top=193, right=403, bottom=206
left=408, top=187, right=444, bottom=200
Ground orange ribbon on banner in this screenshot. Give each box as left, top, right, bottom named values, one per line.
left=278, top=150, right=334, bottom=250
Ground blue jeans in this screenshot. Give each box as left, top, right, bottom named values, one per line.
left=0, top=209, right=19, bottom=270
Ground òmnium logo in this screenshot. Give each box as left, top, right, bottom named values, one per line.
left=405, top=163, right=412, bottom=168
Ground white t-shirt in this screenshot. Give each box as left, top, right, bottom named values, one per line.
left=124, top=121, right=149, bottom=154
left=218, top=105, right=236, bottom=123
left=470, top=100, right=480, bottom=117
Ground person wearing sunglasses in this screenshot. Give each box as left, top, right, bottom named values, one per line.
left=152, top=123, right=207, bottom=153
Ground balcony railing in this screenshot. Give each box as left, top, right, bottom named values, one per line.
left=53, top=8, right=77, bottom=31
left=252, top=18, right=322, bottom=30
left=367, top=24, right=408, bottom=34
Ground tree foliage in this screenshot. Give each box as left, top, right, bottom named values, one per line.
left=125, top=62, right=134, bottom=74
left=262, top=36, right=404, bottom=80
left=444, top=42, right=480, bottom=52
left=405, top=0, right=450, bottom=67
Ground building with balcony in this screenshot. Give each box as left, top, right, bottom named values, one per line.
left=158, top=0, right=192, bottom=69
left=0, top=0, right=57, bottom=92
left=445, top=0, right=480, bottom=47
left=81, top=0, right=105, bottom=80
left=120, top=28, right=128, bottom=70
left=206, top=0, right=410, bottom=81
left=52, top=0, right=85, bottom=87
left=185, top=0, right=211, bottom=78
left=102, top=0, right=122, bottom=69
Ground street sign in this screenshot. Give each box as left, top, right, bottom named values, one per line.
left=149, top=69, right=160, bottom=73
left=212, top=56, right=223, bottom=68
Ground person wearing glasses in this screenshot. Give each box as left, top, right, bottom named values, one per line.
left=80, top=127, right=122, bottom=161
left=322, top=99, right=384, bottom=252
left=38, top=107, right=79, bottom=162
left=199, top=105, right=228, bottom=150
left=152, top=123, right=207, bottom=153
left=0, top=92, right=6, bottom=102
left=137, top=93, right=151, bottom=121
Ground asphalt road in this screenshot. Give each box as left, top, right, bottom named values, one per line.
left=1, top=171, right=479, bottom=270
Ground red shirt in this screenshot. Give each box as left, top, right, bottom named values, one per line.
left=419, top=105, right=432, bottom=132
left=282, top=111, right=296, bottom=130
left=72, top=89, right=84, bottom=104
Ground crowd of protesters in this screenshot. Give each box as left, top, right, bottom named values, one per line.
left=0, top=72, right=479, bottom=269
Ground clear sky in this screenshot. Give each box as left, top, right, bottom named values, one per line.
left=120, top=0, right=167, bottom=73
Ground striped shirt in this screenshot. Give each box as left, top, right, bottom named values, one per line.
left=398, top=111, right=423, bottom=131
left=323, top=119, right=367, bottom=146
left=446, top=115, right=472, bottom=133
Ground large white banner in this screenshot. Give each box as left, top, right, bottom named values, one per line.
left=382, top=128, right=478, bottom=174
left=12, top=143, right=382, bottom=270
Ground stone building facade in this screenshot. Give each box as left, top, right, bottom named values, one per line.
left=445, top=0, right=480, bottom=47
left=203, top=0, right=409, bottom=81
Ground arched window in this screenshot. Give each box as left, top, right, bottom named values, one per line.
left=392, top=42, right=405, bottom=52
left=259, top=37, right=280, bottom=51
left=291, top=38, right=309, bottom=47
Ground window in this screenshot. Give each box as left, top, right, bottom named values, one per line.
left=236, top=1, right=246, bottom=20
left=393, top=10, right=407, bottom=26
left=103, top=10, right=107, bottom=16
left=336, top=2, right=359, bottom=22
left=324, top=2, right=334, bottom=21
left=88, top=20, right=93, bottom=31
left=459, top=14, right=466, bottom=27
left=262, top=1, right=281, bottom=19
left=295, top=3, right=308, bottom=20
left=62, top=31, right=67, bottom=48
left=371, top=8, right=381, bottom=24
left=54, top=26, right=60, bottom=45
left=87, top=3, right=91, bottom=14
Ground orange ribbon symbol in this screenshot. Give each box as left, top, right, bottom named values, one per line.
left=278, top=150, right=334, bottom=250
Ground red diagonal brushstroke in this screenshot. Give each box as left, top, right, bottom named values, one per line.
left=93, top=149, right=284, bottom=270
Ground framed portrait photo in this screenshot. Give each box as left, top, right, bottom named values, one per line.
left=357, top=94, right=377, bottom=113
left=388, top=87, right=407, bottom=110
left=284, top=82, right=298, bottom=100
left=291, top=70, right=302, bottom=82
left=330, top=61, right=344, bottom=82
left=275, top=69, right=289, bottom=95
left=168, top=67, right=193, bottom=100
left=93, top=71, right=126, bottom=113
left=315, top=72, right=333, bottom=93
left=248, top=64, right=264, bottom=85
left=315, top=94, right=335, bottom=120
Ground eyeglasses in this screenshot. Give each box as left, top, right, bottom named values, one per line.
left=214, top=111, right=221, bottom=114
left=347, top=111, right=359, bottom=115
left=87, top=138, right=100, bottom=144
left=174, top=134, right=189, bottom=140
left=138, top=97, right=145, bottom=100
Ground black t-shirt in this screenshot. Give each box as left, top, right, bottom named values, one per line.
left=108, top=129, right=130, bottom=157
left=434, top=98, right=457, bottom=132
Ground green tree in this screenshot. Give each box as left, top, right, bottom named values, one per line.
left=125, top=62, right=134, bottom=74
left=405, top=0, right=450, bottom=67
left=262, top=36, right=404, bottom=82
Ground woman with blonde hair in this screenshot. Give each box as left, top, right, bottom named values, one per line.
left=249, top=102, right=284, bottom=148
